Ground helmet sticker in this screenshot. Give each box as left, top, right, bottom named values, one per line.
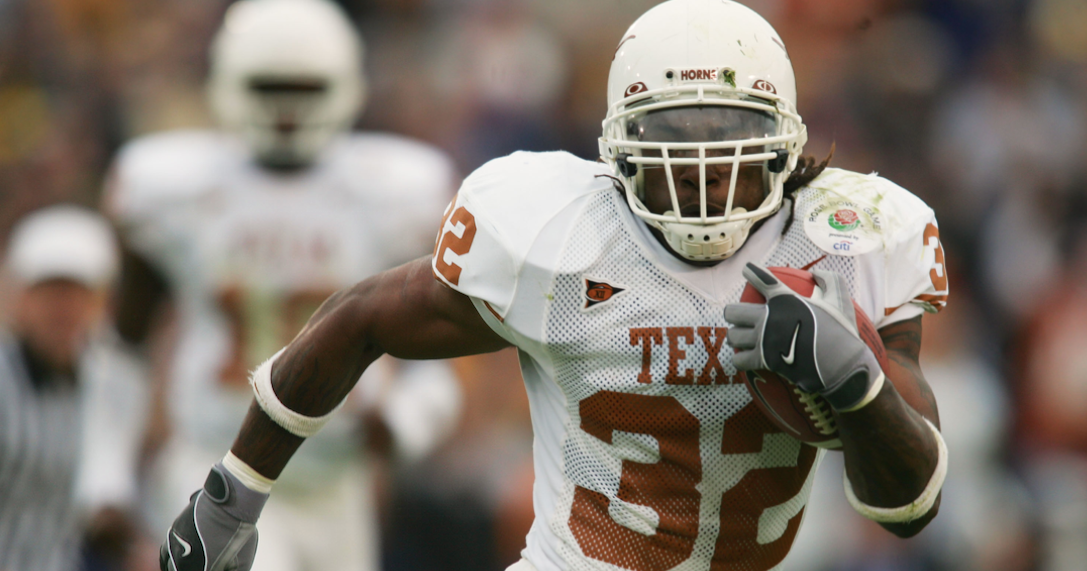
left=625, top=82, right=649, bottom=97
left=678, top=68, right=718, bottom=81
left=672, top=68, right=736, bottom=87
left=752, top=79, right=777, bottom=94
left=803, top=198, right=882, bottom=256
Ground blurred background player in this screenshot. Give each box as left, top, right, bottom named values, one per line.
left=104, top=1, right=463, bottom=570
left=0, top=205, right=150, bottom=571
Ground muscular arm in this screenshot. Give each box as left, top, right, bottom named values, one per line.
left=230, top=256, right=510, bottom=478
left=836, top=315, right=941, bottom=537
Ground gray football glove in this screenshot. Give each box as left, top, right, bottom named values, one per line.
left=724, top=263, right=883, bottom=412
left=160, top=463, right=269, bottom=571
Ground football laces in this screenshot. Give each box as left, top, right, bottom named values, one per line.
left=794, top=388, right=836, bottom=435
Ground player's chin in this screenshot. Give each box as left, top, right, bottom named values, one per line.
left=678, top=203, right=727, bottom=218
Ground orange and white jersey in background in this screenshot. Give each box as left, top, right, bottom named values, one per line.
left=433, top=151, right=946, bottom=571
left=108, top=129, right=458, bottom=491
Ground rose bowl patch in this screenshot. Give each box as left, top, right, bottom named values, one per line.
left=802, top=198, right=883, bottom=256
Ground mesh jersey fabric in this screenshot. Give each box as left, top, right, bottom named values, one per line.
left=433, top=152, right=946, bottom=571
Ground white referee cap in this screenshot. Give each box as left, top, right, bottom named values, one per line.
left=5, top=205, right=120, bottom=289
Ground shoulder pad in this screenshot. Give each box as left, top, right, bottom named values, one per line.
left=797, top=168, right=934, bottom=258
left=106, top=130, right=240, bottom=222
left=432, top=151, right=613, bottom=316
left=798, top=168, right=947, bottom=324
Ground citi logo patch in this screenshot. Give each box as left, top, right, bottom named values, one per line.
left=584, top=279, right=626, bottom=310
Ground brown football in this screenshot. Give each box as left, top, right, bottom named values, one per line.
left=737, top=267, right=892, bottom=449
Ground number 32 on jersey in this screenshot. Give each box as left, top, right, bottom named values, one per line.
left=569, top=394, right=817, bottom=571
left=434, top=202, right=476, bottom=286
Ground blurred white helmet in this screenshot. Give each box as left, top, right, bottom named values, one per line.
left=209, top=0, right=366, bottom=168
left=5, top=205, right=119, bottom=289
left=599, top=0, right=807, bottom=262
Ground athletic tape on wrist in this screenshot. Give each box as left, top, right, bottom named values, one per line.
left=843, top=417, right=948, bottom=523
left=250, top=348, right=347, bottom=438
left=837, top=371, right=885, bottom=413
left=222, top=451, right=275, bottom=494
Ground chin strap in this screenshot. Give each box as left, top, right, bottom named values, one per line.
left=843, top=417, right=947, bottom=523
left=250, top=348, right=347, bottom=438
left=654, top=215, right=753, bottom=261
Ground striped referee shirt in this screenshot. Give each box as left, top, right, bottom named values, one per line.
left=0, top=331, right=83, bottom=571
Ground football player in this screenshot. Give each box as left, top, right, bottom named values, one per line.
left=106, top=1, right=463, bottom=571
left=157, top=1, right=950, bottom=571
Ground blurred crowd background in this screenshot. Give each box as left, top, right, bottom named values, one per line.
left=2, top=0, right=1087, bottom=570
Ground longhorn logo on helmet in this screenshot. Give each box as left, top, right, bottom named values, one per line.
left=624, top=82, right=648, bottom=97
left=752, top=79, right=777, bottom=94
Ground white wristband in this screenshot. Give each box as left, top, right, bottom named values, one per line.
left=250, top=348, right=347, bottom=438
left=222, top=451, right=275, bottom=494
left=843, top=417, right=947, bottom=523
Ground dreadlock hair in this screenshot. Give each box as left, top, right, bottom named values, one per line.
left=780, top=143, right=835, bottom=235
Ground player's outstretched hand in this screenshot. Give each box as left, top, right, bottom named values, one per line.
left=724, top=263, right=884, bottom=412
left=160, top=463, right=268, bottom=571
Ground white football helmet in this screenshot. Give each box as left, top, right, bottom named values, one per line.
left=208, top=0, right=365, bottom=168
left=599, top=0, right=807, bottom=262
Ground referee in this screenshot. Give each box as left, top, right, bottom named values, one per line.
left=0, top=206, right=149, bottom=571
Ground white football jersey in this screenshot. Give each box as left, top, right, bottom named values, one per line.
left=108, top=129, right=457, bottom=489
left=432, top=152, right=947, bottom=571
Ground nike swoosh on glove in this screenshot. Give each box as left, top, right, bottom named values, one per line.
left=160, top=463, right=269, bottom=571
left=724, top=263, right=884, bottom=412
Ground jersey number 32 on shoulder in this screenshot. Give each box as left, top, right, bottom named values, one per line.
left=434, top=204, right=477, bottom=286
